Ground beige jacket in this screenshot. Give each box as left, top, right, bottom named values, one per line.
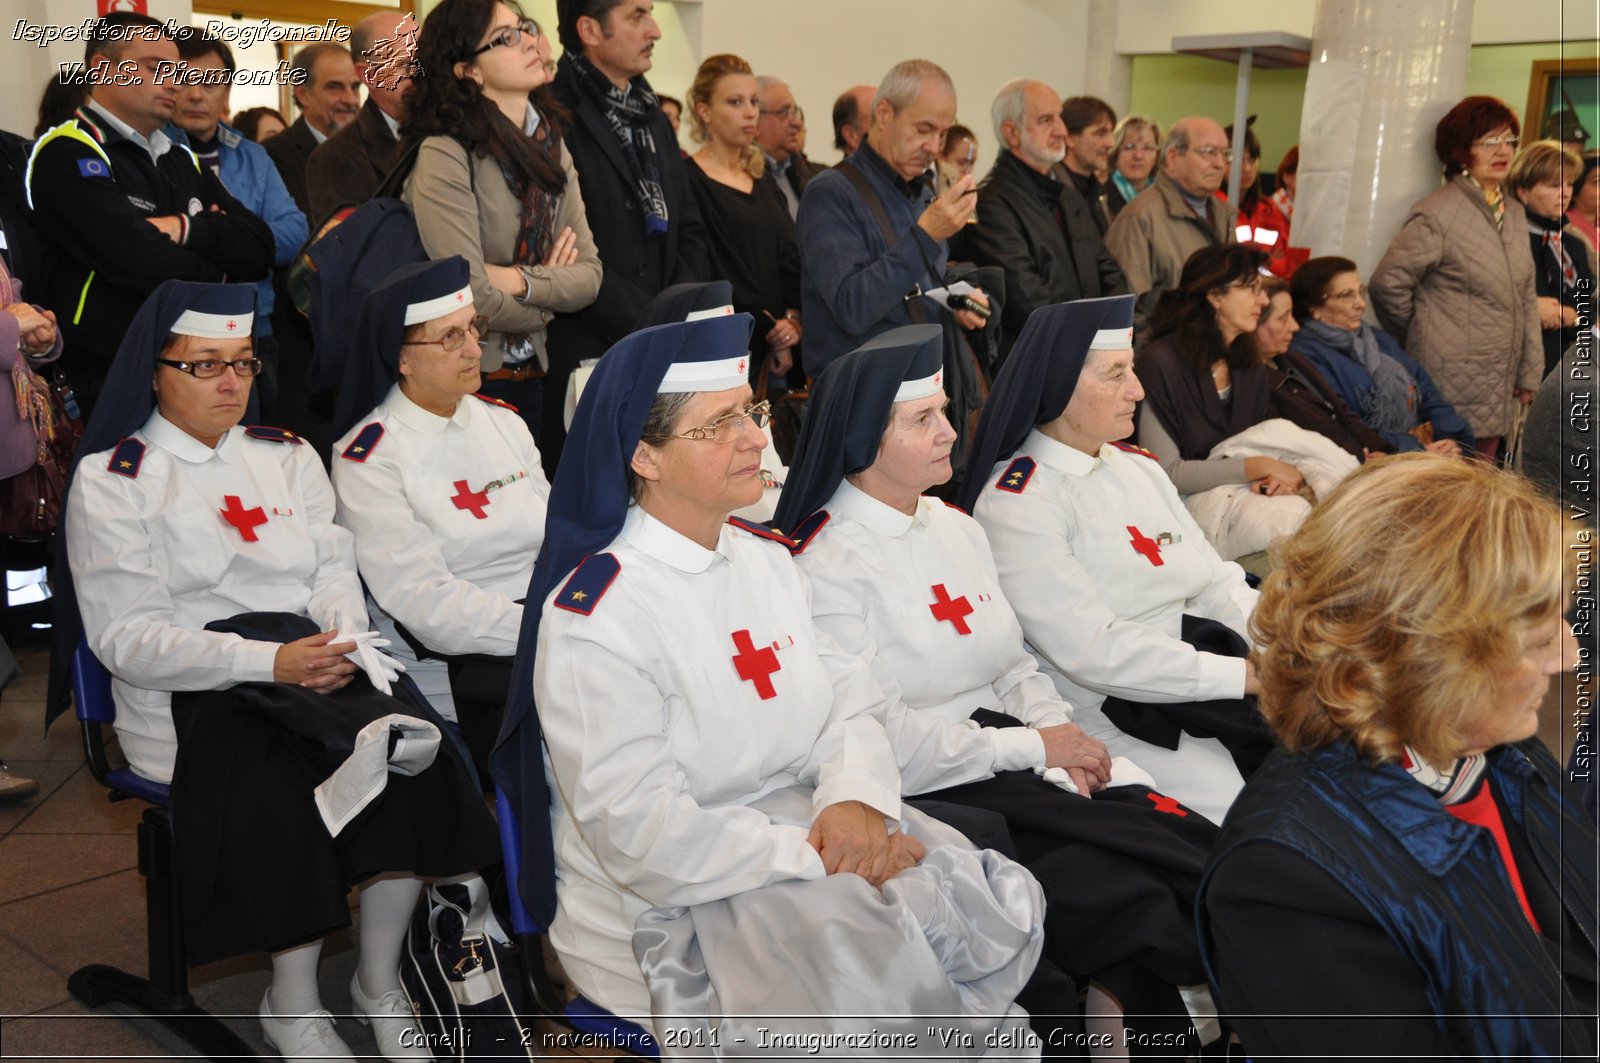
left=404, top=134, right=602, bottom=371
left=1104, top=171, right=1236, bottom=340
left=1369, top=176, right=1541, bottom=439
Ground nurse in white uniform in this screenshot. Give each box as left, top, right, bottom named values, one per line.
left=59, top=281, right=498, bottom=1062
left=332, top=257, right=550, bottom=773
left=959, top=296, right=1269, bottom=826
left=776, top=324, right=1226, bottom=1051
left=491, top=312, right=1047, bottom=1038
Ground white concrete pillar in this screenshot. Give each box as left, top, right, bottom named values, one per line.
left=1082, top=0, right=1132, bottom=117
left=1295, top=0, right=1473, bottom=277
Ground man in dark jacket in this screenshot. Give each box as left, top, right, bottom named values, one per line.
left=26, top=13, right=273, bottom=412
left=953, top=80, right=1126, bottom=362
left=264, top=44, right=361, bottom=217
left=304, top=11, right=410, bottom=223
left=545, top=0, right=712, bottom=469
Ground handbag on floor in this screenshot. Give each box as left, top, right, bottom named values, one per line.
left=400, top=877, right=540, bottom=1060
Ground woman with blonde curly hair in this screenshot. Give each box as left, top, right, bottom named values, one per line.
left=682, top=53, right=802, bottom=385
left=1198, top=453, right=1597, bottom=1061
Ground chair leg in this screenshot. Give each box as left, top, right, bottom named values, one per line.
left=66, top=808, right=259, bottom=1060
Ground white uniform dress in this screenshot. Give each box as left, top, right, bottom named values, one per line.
left=331, top=385, right=549, bottom=718
left=535, top=506, right=906, bottom=1020
left=66, top=412, right=368, bottom=784
left=792, top=481, right=1069, bottom=791
left=973, top=428, right=1258, bottom=824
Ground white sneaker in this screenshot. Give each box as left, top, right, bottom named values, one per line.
left=350, top=973, right=431, bottom=1060
left=259, top=991, right=355, bottom=1061
left=0, top=765, right=38, bottom=802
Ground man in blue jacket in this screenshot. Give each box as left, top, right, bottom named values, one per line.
left=170, top=29, right=308, bottom=419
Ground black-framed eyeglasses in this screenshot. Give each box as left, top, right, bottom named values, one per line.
left=400, top=315, right=488, bottom=353
left=157, top=357, right=264, bottom=379
left=670, top=401, right=772, bottom=443
left=472, top=18, right=540, bottom=56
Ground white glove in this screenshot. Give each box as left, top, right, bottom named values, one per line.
left=1035, top=756, right=1158, bottom=794
left=334, top=629, right=406, bottom=696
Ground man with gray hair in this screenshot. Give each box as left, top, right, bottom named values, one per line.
left=797, top=59, right=994, bottom=492
left=1104, top=115, right=1237, bottom=339
left=755, top=75, right=819, bottom=220
left=953, top=79, right=1125, bottom=359
left=304, top=10, right=412, bottom=221
left=264, top=42, right=361, bottom=216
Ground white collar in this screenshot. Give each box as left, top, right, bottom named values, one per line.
left=389, top=382, right=473, bottom=435
left=308, top=119, right=330, bottom=145
left=380, top=107, right=402, bottom=139
left=86, top=100, right=172, bottom=164
left=143, top=411, right=243, bottom=464
left=622, top=504, right=733, bottom=574
left=827, top=479, right=933, bottom=538
left=1024, top=427, right=1105, bottom=478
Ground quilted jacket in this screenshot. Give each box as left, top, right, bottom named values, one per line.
left=1369, top=176, right=1542, bottom=438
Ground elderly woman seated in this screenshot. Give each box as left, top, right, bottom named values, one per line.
left=1199, top=454, right=1595, bottom=1060
left=961, top=294, right=1272, bottom=827
left=775, top=323, right=1227, bottom=1051
left=60, top=281, right=498, bottom=1062
left=1288, top=255, right=1473, bottom=457
left=492, top=312, right=1049, bottom=1046
left=1136, top=246, right=1393, bottom=561
left=331, top=257, right=550, bottom=777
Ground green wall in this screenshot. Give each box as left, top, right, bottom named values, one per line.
left=1127, top=39, right=1599, bottom=171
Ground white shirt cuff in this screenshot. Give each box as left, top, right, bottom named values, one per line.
left=233, top=639, right=281, bottom=684
left=993, top=726, right=1048, bottom=772
left=1196, top=652, right=1248, bottom=701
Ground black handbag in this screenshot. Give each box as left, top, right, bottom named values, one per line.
left=0, top=370, right=82, bottom=539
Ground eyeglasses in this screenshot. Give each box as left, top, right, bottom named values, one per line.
left=1475, top=133, right=1520, bottom=150
left=670, top=400, right=772, bottom=443
left=1120, top=143, right=1158, bottom=155
left=157, top=357, right=264, bottom=379
left=472, top=18, right=540, bottom=56
left=759, top=105, right=799, bottom=122
left=400, top=315, right=488, bottom=352
left=1224, top=277, right=1264, bottom=296
left=1187, top=145, right=1233, bottom=162
left=1325, top=284, right=1369, bottom=302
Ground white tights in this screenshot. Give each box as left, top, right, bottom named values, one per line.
left=266, top=873, right=423, bottom=1014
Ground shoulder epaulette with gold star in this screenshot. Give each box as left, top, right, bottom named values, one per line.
left=244, top=424, right=302, bottom=445
left=727, top=516, right=795, bottom=548
left=473, top=393, right=520, bottom=413
left=786, top=510, right=830, bottom=555
left=340, top=422, right=385, bottom=463
left=995, top=456, right=1036, bottom=494
left=1110, top=440, right=1158, bottom=461
left=554, top=553, right=619, bottom=616
left=107, top=437, right=145, bottom=479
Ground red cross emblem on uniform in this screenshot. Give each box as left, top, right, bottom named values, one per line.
left=934, top=371, right=941, bottom=387
left=451, top=479, right=491, bottom=519
left=456, top=292, right=466, bottom=302
left=225, top=319, right=237, bottom=332
left=730, top=629, right=781, bottom=700
left=219, top=495, right=267, bottom=542
left=1146, top=792, right=1187, bottom=817
left=1127, top=525, right=1164, bottom=566
left=928, top=583, right=973, bottom=635
left=737, top=358, right=746, bottom=375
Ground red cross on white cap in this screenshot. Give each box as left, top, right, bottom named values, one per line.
left=225, top=320, right=237, bottom=331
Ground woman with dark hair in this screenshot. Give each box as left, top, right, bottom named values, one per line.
left=403, top=0, right=601, bottom=440
left=1289, top=255, right=1474, bottom=456
left=1508, top=139, right=1596, bottom=375
left=1370, top=96, right=1542, bottom=461
left=1220, top=119, right=1301, bottom=278
left=1570, top=152, right=1600, bottom=267
left=1199, top=454, right=1596, bottom=1060
left=33, top=74, right=86, bottom=137
left=1269, top=145, right=1297, bottom=223
left=233, top=106, right=288, bottom=143
left=1136, top=246, right=1390, bottom=560
left=682, top=53, right=802, bottom=386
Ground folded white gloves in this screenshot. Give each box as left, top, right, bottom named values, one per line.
left=333, top=629, right=407, bottom=695
left=1036, top=756, right=1158, bottom=795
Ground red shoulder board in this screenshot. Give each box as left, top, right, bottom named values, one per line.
left=245, top=425, right=302, bottom=445
left=554, top=553, right=620, bottom=616
left=995, top=456, right=1036, bottom=494
left=340, top=422, right=385, bottom=462
left=727, top=515, right=795, bottom=548
left=107, top=437, right=145, bottom=479
left=474, top=393, right=519, bottom=413
left=942, top=500, right=969, bottom=515
left=786, top=510, right=831, bottom=555
left=1110, top=440, right=1158, bottom=461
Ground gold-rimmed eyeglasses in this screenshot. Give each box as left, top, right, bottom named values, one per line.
left=671, top=400, right=772, bottom=443
left=400, top=315, right=488, bottom=353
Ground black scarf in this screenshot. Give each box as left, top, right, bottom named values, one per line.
left=566, top=52, right=669, bottom=235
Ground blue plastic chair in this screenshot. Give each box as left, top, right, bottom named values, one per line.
left=67, top=640, right=255, bottom=1060
left=494, top=787, right=659, bottom=1057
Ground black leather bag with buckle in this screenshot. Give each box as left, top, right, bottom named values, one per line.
left=400, top=878, right=541, bottom=1060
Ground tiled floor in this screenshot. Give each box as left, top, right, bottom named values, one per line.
left=0, top=637, right=1586, bottom=1061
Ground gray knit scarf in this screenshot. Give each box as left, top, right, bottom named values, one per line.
left=1299, top=318, right=1416, bottom=434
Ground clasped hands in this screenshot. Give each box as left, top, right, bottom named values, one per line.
left=808, top=799, right=923, bottom=887
left=273, top=629, right=407, bottom=695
